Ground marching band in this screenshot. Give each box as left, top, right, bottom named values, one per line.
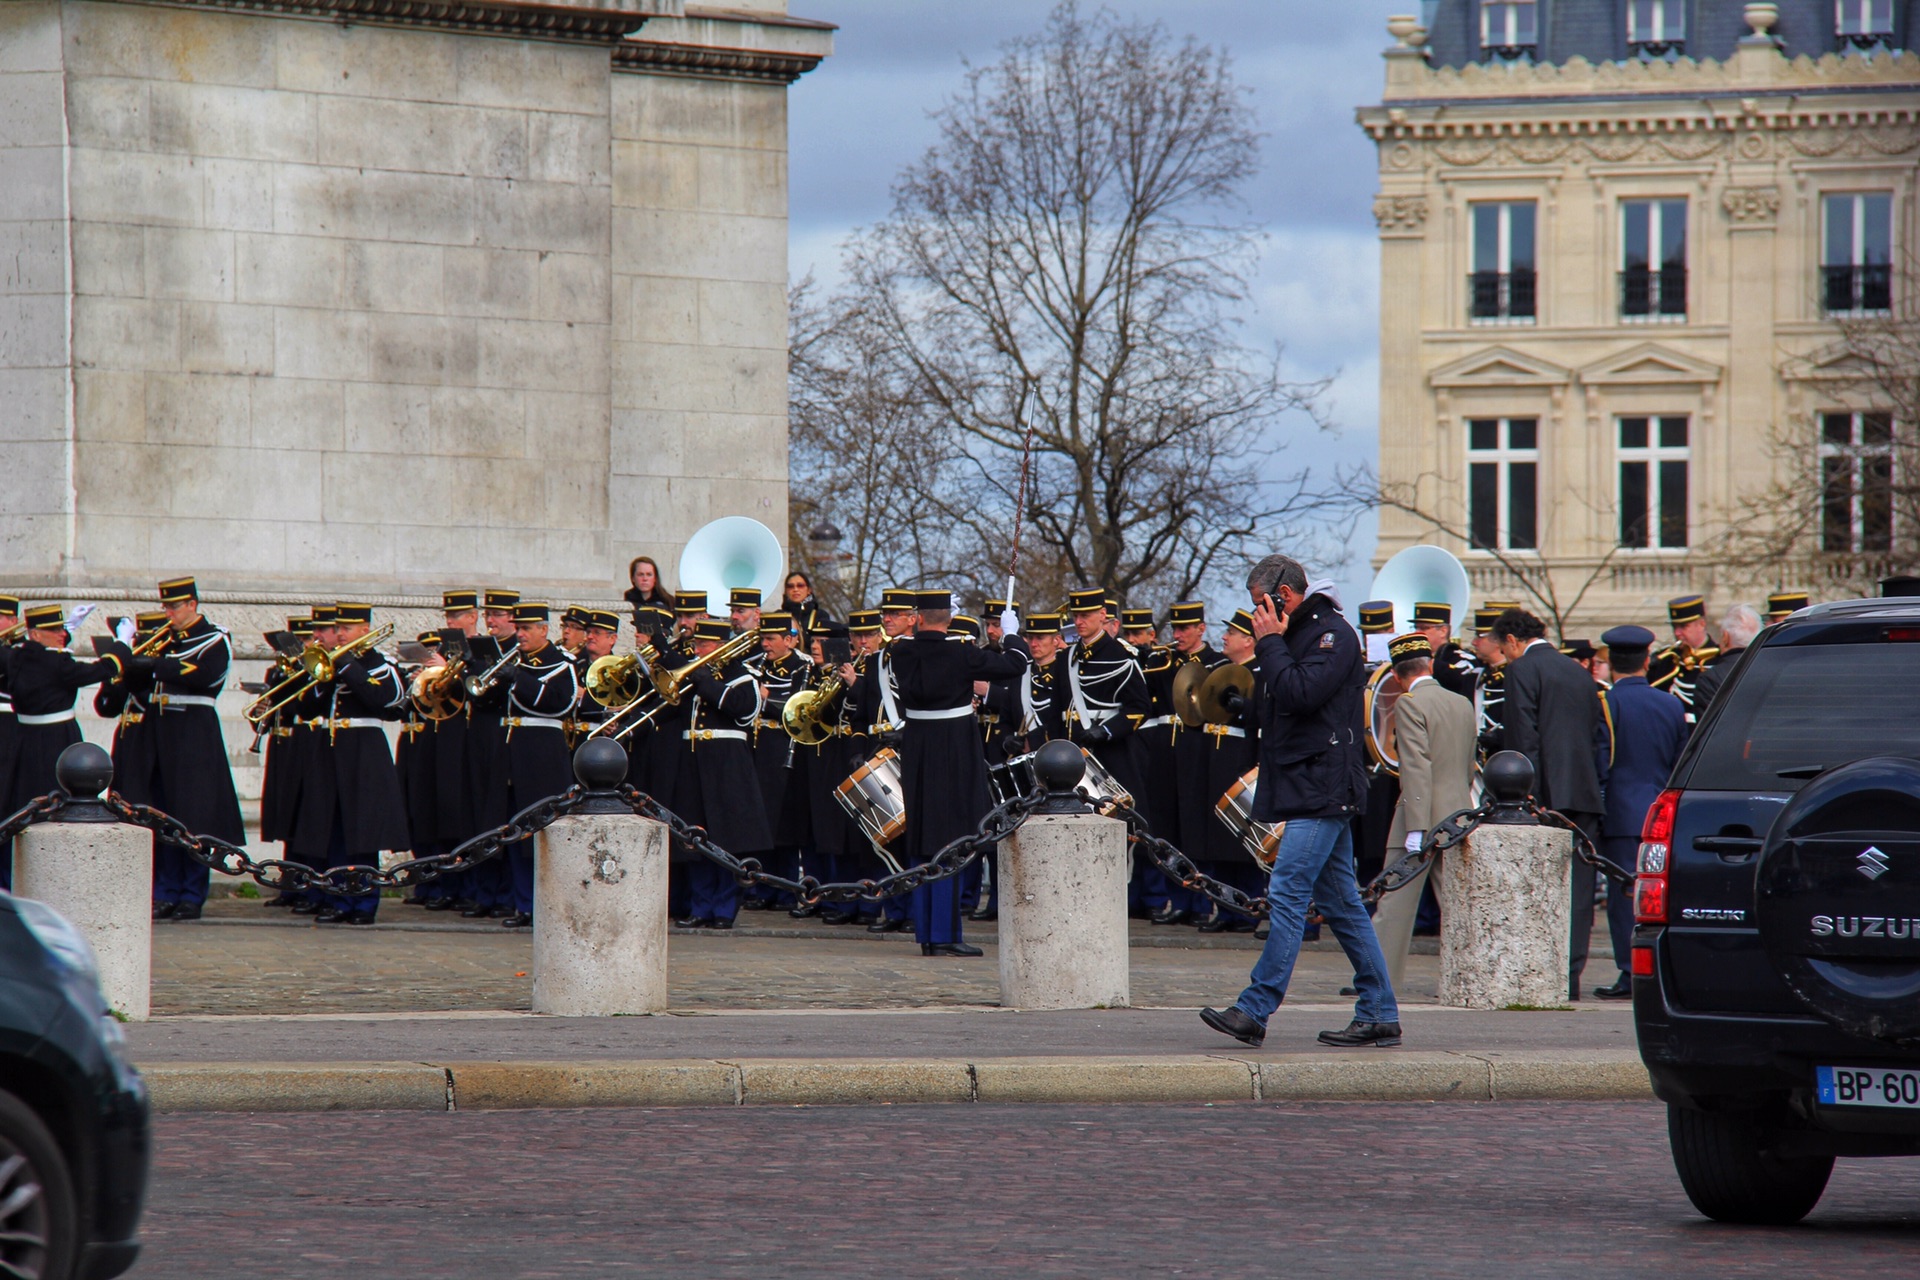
left=0, top=561, right=1812, bottom=944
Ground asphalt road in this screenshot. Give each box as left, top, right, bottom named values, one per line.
left=136, top=1102, right=1920, bottom=1278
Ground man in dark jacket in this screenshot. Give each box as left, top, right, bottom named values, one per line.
left=1494, top=607, right=1610, bottom=999
left=1200, top=555, right=1401, bottom=1050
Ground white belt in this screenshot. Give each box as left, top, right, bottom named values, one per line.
left=905, top=706, right=974, bottom=721
left=17, top=711, right=75, bottom=726
left=1202, top=724, right=1246, bottom=739
left=684, top=728, right=748, bottom=742
left=507, top=716, right=566, bottom=730
left=154, top=693, right=219, bottom=710
left=323, top=718, right=385, bottom=730
left=873, top=720, right=903, bottom=734
left=1068, top=708, right=1116, bottom=725
left=1140, top=715, right=1176, bottom=730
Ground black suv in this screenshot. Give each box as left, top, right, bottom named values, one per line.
left=0, top=891, right=150, bottom=1278
left=1634, top=594, right=1920, bottom=1224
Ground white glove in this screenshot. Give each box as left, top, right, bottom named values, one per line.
left=68, top=603, right=96, bottom=632
left=1405, top=832, right=1424, bottom=854
left=1000, top=608, right=1020, bottom=637
left=114, top=615, right=137, bottom=645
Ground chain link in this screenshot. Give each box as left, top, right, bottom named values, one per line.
left=0, top=793, right=69, bottom=847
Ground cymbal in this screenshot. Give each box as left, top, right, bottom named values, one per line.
left=1197, top=664, right=1253, bottom=725
left=1171, top=663, right=1208, bottom=729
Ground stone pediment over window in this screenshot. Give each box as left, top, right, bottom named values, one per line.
left=1577, top=343, right=1722, bottom=388
left=1780, top=341, right=1879, bottom=386
left=1428, top=346, right=1572, bottom=390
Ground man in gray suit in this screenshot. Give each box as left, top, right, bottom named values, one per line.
left=1373, top=633, right=1477, bottom=990
left=1494, top=608, right=1610, bottom=1000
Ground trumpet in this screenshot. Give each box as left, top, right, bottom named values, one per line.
left=0, top=621, right=23, bottom=646
left=409, top=658, right=468, bottom=722
left=132, top=626, right=174, bottom=658
left=781, top=673, right=844, bottom=747
left=463, top=642, right=520, bottom=699
left=244, top=623, right=395, bottom=727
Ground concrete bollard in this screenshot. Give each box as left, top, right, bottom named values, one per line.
left=995, top=741, right=1131, bottom=1011
left=13, top=744, right=153, bottom=1021
left=531, top=739, right=671, bottom=1016
left=1435, top=753, right=1572, bottom=1009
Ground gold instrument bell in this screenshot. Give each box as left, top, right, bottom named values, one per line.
left=584, top=650, right=651, bottom=708
left=408, top=660, right=468, bottom=722
left=244, top=622, right=395, bottom=726
left=782, top=673, right=845, bottom=746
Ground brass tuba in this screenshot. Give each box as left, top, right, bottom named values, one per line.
left=781, top=673, right=845, bottom=747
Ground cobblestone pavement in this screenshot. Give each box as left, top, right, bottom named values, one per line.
left=152, top=902, right=1461, bottom=1015
left=137, top=1103, right=1920, bottom=1279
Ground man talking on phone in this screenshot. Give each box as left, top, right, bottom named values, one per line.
left=1200, top=554, right=1402, bottom=1049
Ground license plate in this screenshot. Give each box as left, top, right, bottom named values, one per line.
left=1816, top=1065, right=1920, bottom=1109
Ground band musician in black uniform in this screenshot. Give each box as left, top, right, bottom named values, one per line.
left=500, top=603, right=580, bottom=928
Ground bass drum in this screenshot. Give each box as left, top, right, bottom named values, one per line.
left=1364, top=663, right=1404, bottom=775
left=834, top=748, right=906, bottom=869
left=1214, top=767, right=1285, bottom=868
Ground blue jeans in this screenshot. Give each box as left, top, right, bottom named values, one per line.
left=1235, top=816, right=1398, bottom=1026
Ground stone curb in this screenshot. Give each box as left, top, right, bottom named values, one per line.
left=141, top=1051, right=1652, bottom=1112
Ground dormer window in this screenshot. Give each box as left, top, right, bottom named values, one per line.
left=1628, top=0, right=1685, bottom=56
left=1837, top=0, right=1895, bottom=49
left=1481, top=0, right=1538, bottom=60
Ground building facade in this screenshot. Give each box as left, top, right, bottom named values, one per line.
left=1361, top=1, right=1920, bottom=631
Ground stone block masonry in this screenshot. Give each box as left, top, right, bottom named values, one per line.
left=0, top=0, right=831, bottom=601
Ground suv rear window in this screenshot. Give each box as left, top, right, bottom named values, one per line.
left=1683, top=642, right=1920, bottom=792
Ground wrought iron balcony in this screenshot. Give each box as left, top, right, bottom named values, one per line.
left=1824, top=264, right=1892, bottom=314
left=1468, top=270, right=1536, bottom=323
left=1620, top=266, right=1687, bottom=321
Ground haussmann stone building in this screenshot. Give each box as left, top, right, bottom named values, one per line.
left=1360, top=0, right=1920, bottom=632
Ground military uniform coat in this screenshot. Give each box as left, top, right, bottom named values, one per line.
left=1199, top=657, right=1262, bottom=864
left=655, top=657, right=770, bottom=858
left=464, top=634, right=518, bottom=830
left=288, top=653, right=411, bottom=855
left=95, top=664, right=159, bottom=810
left=750, top=652, right=812, bottom=846
left=1065, top=633, right=1150, bottom=808
left=887, top=632, right=1030, bottom=859
left=3, top=641, right=119, bottom=811
left=505, top=642, right=580, bottom=814
left=146, top=619, right=245, bottom=843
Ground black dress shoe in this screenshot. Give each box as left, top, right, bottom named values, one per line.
left=423, top=898, right=457, bottom=912
left=501, top=912, right=532, bottom=928
left=969, top=905, right=997, bottom=922
left=922, top=942, right=983, bottom=957
left=461, top=904, right=499, bottom=919
left=788, top=902, right=820, bottom=919
left=740, top=899, right=771, bottom=912
left=867, top=916, right=909, bottom=933
left=151, top=902, right=177, bottom=921
left=1149, top=905, right=1189, bottom=926
left=710, top=917, right=734, bottom=930
left=1593, top=974, right=1633, bottom=1001
left=673, top=916, right=708, bottom=929
left=820, top=908, right=855, bottom=926
left=1197, top=914, right=1232, bottom=934
left=266, top=894, right=297, bottom=909
left=314, top=908, right=347, bottom=923
left=343, top=912, right=377, bottom=926
left=1339, top=985, right=1358, bottom=997
left=291, top=900, right=321, bottom=915
left=172, top=903, right=203, bottom=921
left=1199, top=1006, right=1265, bottom=1048
left=1252, top=919, right=1270, bottom=940
left=1317, top=1020, right=1403, bottom=1048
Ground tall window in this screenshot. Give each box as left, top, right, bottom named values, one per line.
left=1481, top=0, right=1538, bottom=58
left=1468, top=418, right=1539, bottom=551
left=1628, top=0, right=1685, bottom=53
left=1621, top=199, right=1687, bottom=320
left=1821, top=411, right=1895, bottom=554
left=1837, top=0, right=1895, bottom=48
left=1824, top=193, right=1893, bottom=314
left=1469, top=201, right=1537, bottom=324
left=1618, top=417, right=1689, bottom=549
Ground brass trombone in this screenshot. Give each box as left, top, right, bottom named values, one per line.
left=244, top=623, right=395, bottom=727
left=583, top=644, right=658, bottom=709
left=781, top=672, right=845, bottom=747
left=587, top=632, right=758, bottom=743
left=0, top=621, right=24, bottom=646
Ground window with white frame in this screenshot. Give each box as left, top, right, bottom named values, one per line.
left=1468, top=418, right=1539, bottom=551
left=1481, top=0, right=1538, bottom=57
left=1621, top=198, right=1687, bottom=320
left=1618, top=417, right=1689, bottom=549
left=1836, top=0, right=1895, bottom=47
left=1821, top=411, right=1896, bottom=553
left=1628, top=0, right=1685, bottom=52
left=1469, top=201, right=1537, bottom=323
left=1823, top=192, right=1893, bottom=314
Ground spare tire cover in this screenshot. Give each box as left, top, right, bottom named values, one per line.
left=1755, top=757, right=1920, bottom=1044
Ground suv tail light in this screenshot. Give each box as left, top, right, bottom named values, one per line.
left=1635, top=788, right=1680, bottom=924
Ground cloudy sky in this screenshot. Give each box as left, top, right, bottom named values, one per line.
left=787, top=0, right=1411, bottom=605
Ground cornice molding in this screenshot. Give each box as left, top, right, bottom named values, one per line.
left=1374, top=47, right=1920, bottom=108
left=123, top=0, right=647, bottom=45
left=612, top=37, right=825, bottom=83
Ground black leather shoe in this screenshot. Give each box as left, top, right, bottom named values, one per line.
left=788, top=902, right=819, bottom=919
left=673, top=916, right=708, bottom=929
left=1199, top=1006, right=1265, bottom=1048
left=969, top=905, right=997, bottom=922
left=172, top=903, right=203, bottom=921
left=1339, top=985, right=1358, bottom=997
left=1149, top=905, right=1189, bottom=926
left=1197, top=914, right=1232, bottom=934
left=460, top=904, right=495, bottom=918
left=740, top=899, right=772, bottom=912
left=314, top=908, right=346, bottom=923
left=290, top=899, right=321, bottom=915
left=151, top=902, right=177, bottom=921
left=922, top=942, right=982, bottom=957
left=266, top=894, right=297, bottom=908
left=819, top=908, right=854, bottom=925
left=1594, top=975, right=1633, bottom=1001
left=1317, top=1020, right=1403, bottom=1048
left=867, top=916, right=909, bottom=934
left=710, top=917, right=734, bottom=930
left=423, top=898, right=457, bottom=912
left=1252, top=919, right=1270, bottom=940
left=500, top=912, right=532, bottom=928
left=343, top=912, right=376, bottom=926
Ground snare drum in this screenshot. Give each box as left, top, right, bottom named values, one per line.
left=1214, top=767, right=1284, bottom=868
left=1076, top=748, right=1134, bottom=816
left=989, top=753, right=1038, bottom=807
left=835, top=748, right=906, bottom=848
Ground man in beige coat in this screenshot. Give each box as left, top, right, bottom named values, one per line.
left=1374, top=632, right=1477, bottom=990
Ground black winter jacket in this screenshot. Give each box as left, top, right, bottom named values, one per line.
left=1251, top=593, right=1368, bottom=822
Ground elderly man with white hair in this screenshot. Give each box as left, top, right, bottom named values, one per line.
left=1684, top=603, right=1762, bottom=729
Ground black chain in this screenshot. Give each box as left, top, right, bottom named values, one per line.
left=100, top=786, right=590, bottom=897
left=0, top=793, right=68, bottom=845
left=623, top=784, right=1042, bottom=903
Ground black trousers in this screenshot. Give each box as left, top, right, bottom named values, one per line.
left=1562, top=811, right=1603, bottom=997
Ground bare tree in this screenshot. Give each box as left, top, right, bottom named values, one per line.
left=794, top=1, right=1349, bottom=610
left=1716, top=249, right=1920, bottom=596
